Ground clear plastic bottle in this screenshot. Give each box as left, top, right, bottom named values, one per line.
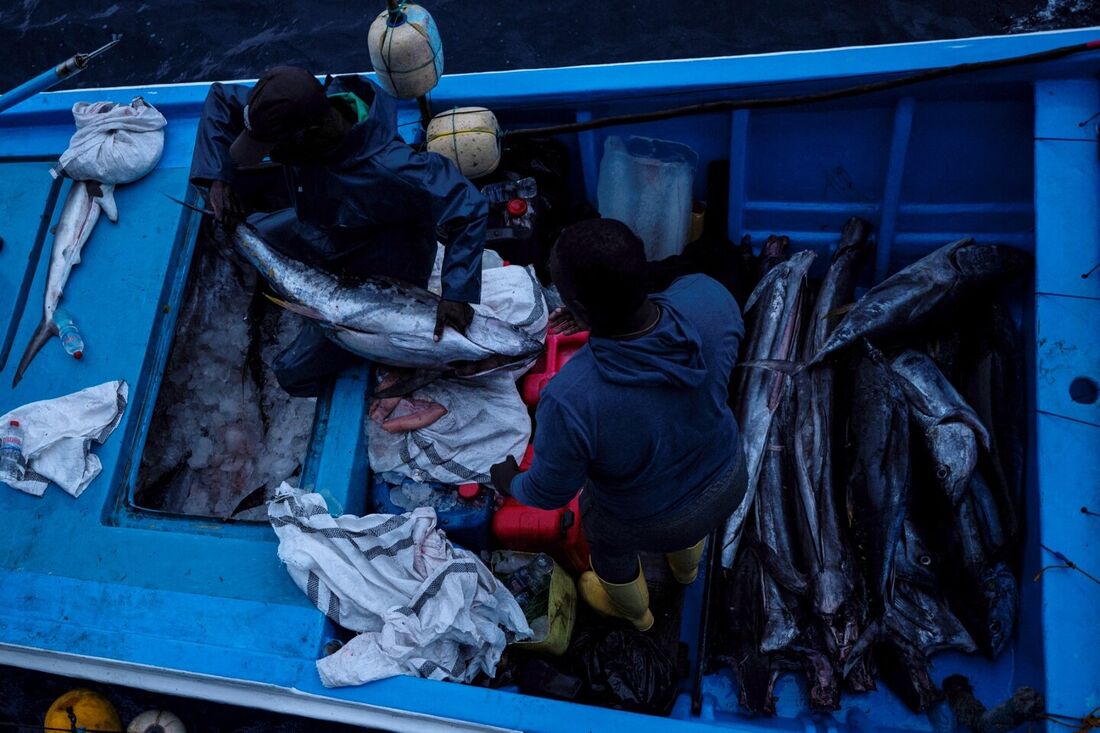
left=481, top=176, right=537, bottom=204
left=0, top=420, right=26, bottom=484
left=53, top=308, right=84, bottom=360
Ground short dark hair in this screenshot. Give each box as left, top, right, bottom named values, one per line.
left=552, top=219, right=647, bottom=330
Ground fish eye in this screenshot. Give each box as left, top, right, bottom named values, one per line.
left=935, top=465, right=949, bottom=479
left=919, top=554, right=932, bottom=566
left=989, top=620, right=1002, bottom=634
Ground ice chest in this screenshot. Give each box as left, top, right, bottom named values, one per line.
left=491, top=551, right=577, bottom=656
left=369, top=472, right=494, bottom=552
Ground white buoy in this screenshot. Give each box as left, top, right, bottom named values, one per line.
left=368, top=3, right=443, bottom=99
left=426, top=107, right=502, bottom=179
left=127, top=710, right=186, bottom=733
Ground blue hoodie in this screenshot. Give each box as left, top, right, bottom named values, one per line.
left=513, top=274, right=745, bottom=521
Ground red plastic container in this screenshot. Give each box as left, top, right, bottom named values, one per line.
left=520, top=331, right=589, bottom=407
left=492, top=493, right=590, bottom=574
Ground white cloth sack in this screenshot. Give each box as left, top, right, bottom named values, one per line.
left=57, top=97, right=166, bottom=184
left=428, top=245, right=549, bottom=348
left=368, top=371, right=530, bottom=484
left=0, top=381, right=128, bottom=497
left=369, top=250, right=544, bottom=483
left=268, top=486, right=530, bottom=687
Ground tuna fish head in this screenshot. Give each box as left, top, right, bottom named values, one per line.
left=926, top=422, right=979, bottom=505
left=978, top=562, right=1017, bottom=657
left=951, top=242, right=1033, bottom=284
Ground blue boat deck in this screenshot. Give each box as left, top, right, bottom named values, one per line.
left=0, top=28, right=1097, bottom=732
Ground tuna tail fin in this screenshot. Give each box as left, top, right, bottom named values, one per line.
left=12, top=318, right=57, bottom=387
left=89, top=182, right=118, bottom=223
left=263, top=293, right=327, bottom=322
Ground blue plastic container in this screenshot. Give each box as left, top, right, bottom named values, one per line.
left=368, top=472, right=493, bottom=553
left=0, top=27, right=1096, bottom=733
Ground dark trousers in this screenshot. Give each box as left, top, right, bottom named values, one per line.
left=580, top=450, right=748, bottom=583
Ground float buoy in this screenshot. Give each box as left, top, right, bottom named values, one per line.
left=426, top=107, right=502, bottom=179
left=368, top=3, right=443, bottom=99
left=127, top=709, right=186, bottom=733
left=44, top=688, right=123, bottom=732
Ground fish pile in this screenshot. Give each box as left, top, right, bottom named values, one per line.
left=714, top=218, right=1032, bottom=714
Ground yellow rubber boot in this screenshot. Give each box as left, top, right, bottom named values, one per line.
left=666, top=538, right=706, bottom=584
left=578, top=561, right=655, bottom=632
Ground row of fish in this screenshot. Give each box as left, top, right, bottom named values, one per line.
left=714, top=219, right=1031, bottom=714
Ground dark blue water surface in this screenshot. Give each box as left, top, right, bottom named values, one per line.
left=0, top=0, right=1098, bottom=91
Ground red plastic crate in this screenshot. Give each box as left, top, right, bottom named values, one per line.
left=520, top=330, right=589, bottom=407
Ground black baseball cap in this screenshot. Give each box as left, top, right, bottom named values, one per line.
left=230, top=66, right=335, bottom=165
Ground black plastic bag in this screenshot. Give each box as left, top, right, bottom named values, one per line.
left=569, top=625, right=678, bottom=715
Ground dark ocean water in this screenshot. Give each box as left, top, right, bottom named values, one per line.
left=0, top=0, right=1099, bottom=92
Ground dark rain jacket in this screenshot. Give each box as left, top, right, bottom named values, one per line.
left=189, top=76, right=487, bottom=303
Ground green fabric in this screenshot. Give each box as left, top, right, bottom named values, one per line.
left=329, top=92, right=370, bottom=123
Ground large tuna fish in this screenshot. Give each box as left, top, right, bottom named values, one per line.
left=232, top=223, right=545, bottom=382
left=791, top=218, right=874, bottom=690
left=720, top=250, right=815, bottom=568
left=812, top=239, right=1031, bottom=364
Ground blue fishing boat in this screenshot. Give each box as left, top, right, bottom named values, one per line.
left=0, top=26, right=1097, bottom=732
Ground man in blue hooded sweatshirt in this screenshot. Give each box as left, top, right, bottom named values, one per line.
left=189, top=66, right=487, bottom=396
left=491, top=219, right=748, bottom=631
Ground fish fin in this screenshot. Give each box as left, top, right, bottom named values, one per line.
left=230, top=484, right=270, bottom=518
left=11, top=318, right=57, bottom=387
left=826, top=302, right=856, bottom=320
left=750, top=540, right=810, bottom=595
left=90, top=182, right=118, bottom=223
left=263, top=293, right=328, bottom=322
left=737, top=358, right=804, bottom=375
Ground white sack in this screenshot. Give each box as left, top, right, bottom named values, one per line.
left=369, top=371, right=530, bottom=484
left=58, top=97, right=167, bottom=184
left=268, top=486, right=530, bottom=686
left=0, top=381, right=128, bottom=497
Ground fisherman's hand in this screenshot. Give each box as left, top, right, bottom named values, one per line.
left=490, top=455, right=521, bottom=497
left=207, top=180, right=243, bottom=224
left=549, top=307, right=586, bottom=336
left=434, top=299, right=474, bottom=342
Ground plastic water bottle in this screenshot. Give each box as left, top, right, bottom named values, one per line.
left=481, top=176, right=537, bottom=204
left=53, top=308, right=84, bottom=360
left=0, top=420, right=27, bottom=484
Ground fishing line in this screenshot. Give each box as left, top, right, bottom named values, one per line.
left=505, top=39, right=1100, bottom=137
left=1081, top=506, right=1100, bottom=518
left=1034, top=543, right=1100, bottom=585
left=1041, top=707, right=1100, bottom=731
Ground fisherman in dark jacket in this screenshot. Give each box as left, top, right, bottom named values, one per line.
left=491, top=219, right=748, bottom=631
left=189, top=65, right=488, bottom=396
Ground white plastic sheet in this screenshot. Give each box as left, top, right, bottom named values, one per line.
left=0, top=381, right=128, bottom=498
left=268, top=486, right=530, bottom=686
left=597, top=135, right=698, bottom=261
left=57, top=97, right=166, bottom=184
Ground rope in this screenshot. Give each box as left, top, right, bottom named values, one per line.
left=1042, top=708, right=1100, bottom=731
left=1033, top=544, right=1100, bottom=585
left=505, top=39, right=1100, bottom=138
